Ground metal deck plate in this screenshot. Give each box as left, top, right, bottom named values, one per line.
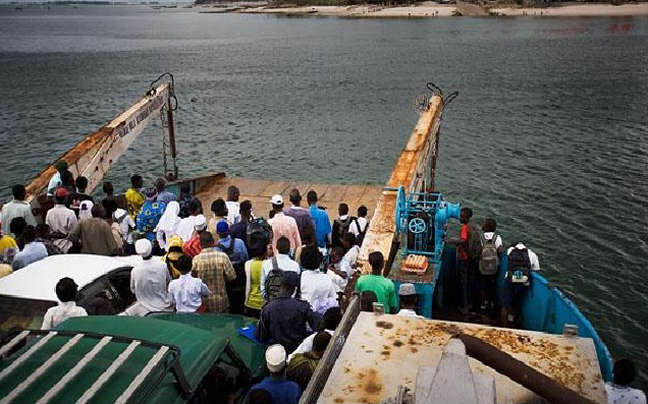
left=317, top=312, right=606, bottom=404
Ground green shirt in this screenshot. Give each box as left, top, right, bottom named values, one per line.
left=355, top=274, right=398, bottom=314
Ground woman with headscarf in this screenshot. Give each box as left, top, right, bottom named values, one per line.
left=78, top=200, right=94, bottom=221
left=161, top=235, right=184, bottom=279
left=155, top=201, right=181, bottom=251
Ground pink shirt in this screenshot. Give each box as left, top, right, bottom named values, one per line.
left=268, top=213, right=302, bottom=255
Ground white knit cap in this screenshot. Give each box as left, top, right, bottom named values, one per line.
left=194, top=214, right=207, bottom=231
left=399, top=283, right=416, bottom=296
left=265, top=344, right=286, bottom=373
left=135, top=239, right=153, bottom=257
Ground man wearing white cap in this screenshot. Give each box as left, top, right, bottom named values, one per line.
left=182, top=214, right=208, bottom=259
left=250, top=344, right=301, bottom=404
left=268, top=195, right=301, bottom=256
left=126, top=239, right=173, bottom=316
left=397, top=283, right=423, bottom=318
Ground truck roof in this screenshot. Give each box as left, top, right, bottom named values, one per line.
left=0, top=316, right=228, bottom=404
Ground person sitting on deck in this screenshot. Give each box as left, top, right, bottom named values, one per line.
left=300, top=245, right=338, bottom=314
left=192, top=231, right=237, bottom=314
left=261, top=236, right=301, bottom=299
left=288, top=306, right=341, bottom=362
left=1, top=184, right=36, bottom=236
left=178, top=183, right=202, bottom=219
left=67, top=205, right=121, bottom=256
left=307, top=190, right=331, bottom=249
left=500, top=241, right=540, bottom=326
left=45, top=187, right=77, bottom=253
left=126, top=239, right=173, bottom=316
left=155, top=177, right=176, bottom=205
left=41, top=277, right=87, bottom=329
left=257, top=271, right=322, bottom=354
left=349, top=205, right=370, bottom=246
left=168, top=254, right=211, bottom=313
left=283, top=189, right=315, bottom=242
left=12, top=225, right=48, bottom=271
left=287, top=331, right=332, bottom=392
left=605, top=358, right=646, bottom=404
left=46, top=160, right=68, bottom=197
left=250, top=345, right=301, bottom=404
left=268, top=195, right=301, bottom=256
left=331, top=203, right=354, bottom=248
left=125, top=174, right=145, bottom=220
left=182, top=214, right=208, bottom=258
left=355, top=251, right=398, bottom=314
left=397, top=283, right=423, bottom=318
left=230, top=199, right=252, bottom=250
left=225, top=185, right=241, bottom=224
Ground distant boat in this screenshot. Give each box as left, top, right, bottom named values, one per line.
left=151, top=5, right=161, bottom=9
left=15, top=6, right=23, bottom=10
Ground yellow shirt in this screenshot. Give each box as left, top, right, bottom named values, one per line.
left=125, top=188, right=145, bottom=220
left=0, top=235, right=18, bottom=264
left=245, top=259, right=264, bottom=310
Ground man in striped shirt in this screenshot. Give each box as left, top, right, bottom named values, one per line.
left=192, top=231, right=237, bottom=313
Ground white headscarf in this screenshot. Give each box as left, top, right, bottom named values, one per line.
left=155, top=201, right=181, bottom=233
left=79, top=200, right=94, bottom=220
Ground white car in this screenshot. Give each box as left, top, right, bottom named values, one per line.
left=0, top=254, right=142, bottom=331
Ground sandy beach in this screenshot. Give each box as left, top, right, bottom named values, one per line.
left=239, top=2, right=648, bottom=18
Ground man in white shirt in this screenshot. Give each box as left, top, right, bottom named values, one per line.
left=341, top=233, right=360, bottom=268
left=260, top=237, right=301, bottom=297
left=501, top=241, right=540, bottom=326
left=397, top=283, right=423, bottom=318
left=126, top=239, right=173, bottom=316
left=225, top=185, right=241, bottom=224
left=41, top=277, right=88, bottom=329
left=299, top=246, right=338, bottom=314
left=168, top=254, right=211, bottom=313
left=1, top=184, right=36, bottom=235
left=349, top=205, right=369, bottom=240
left=12, top=226, right=48, bottom=271
left=288, top=307, right=341, bottom=362
left=45, top=188, right=78, bottom=252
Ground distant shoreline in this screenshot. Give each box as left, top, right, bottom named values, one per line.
left=237, top=2, right=648, bottom=18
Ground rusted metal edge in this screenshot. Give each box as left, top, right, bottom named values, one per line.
left=24, top=83, right=170, bottom=203
left=356, top=96, right=444, bottom=275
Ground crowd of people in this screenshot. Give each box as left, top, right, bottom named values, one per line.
left=1, top=162, right=645, bottom=404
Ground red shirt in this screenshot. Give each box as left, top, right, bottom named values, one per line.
left=183, top=233, right=202, bottom=258
left=458, top=224, right=469, bottom=261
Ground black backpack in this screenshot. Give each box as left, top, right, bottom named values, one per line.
left=507, top=247, right=532, bottom=286
left=352, top=218, right=369, bottom=246
left=264, top=256, right=284, bottom=302
left=246, top=218, right=273, bottom=254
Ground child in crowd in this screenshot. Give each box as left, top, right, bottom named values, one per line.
left=327, top=247, right=351, bottom=292
left=41, top=277, right=88, bottom=329
left=168, top=254, right=211, bottom=313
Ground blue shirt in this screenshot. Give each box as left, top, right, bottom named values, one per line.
left=12, top=242, right=48, bottom=271
left=309, top=204, right=331, bottom=248
left=251, top=376, right=301, bottom=404
left=213, top=236, right=248, bottom=265
left=136, top=201, right=167, bottom=243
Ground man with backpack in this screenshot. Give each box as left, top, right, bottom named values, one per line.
left=214, top=221, right=249, bottom=315
left=349, top=205, right=369, bottom=246
left=476, top=218, right=502, bottom=312
left=261, top=236, right=301, bottom=302
left=331, top=203, right=355, bottom=248
left=501, top=241, right=540, bottom=326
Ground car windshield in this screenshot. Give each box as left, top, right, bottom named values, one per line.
left=0, top=295, right=55, bottom=332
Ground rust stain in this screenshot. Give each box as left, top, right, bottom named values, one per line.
left=356, top=368, right=383, bottom=403
left=375, top=321, right=393, bottom=329
left=393, top=340, right=404, bottom=347
left=334, top=398, right=344, bottom=403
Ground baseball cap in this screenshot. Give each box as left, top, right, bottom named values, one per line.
left=54, top=187, right=69, bottom=198
left=270, top=194, right=283, bottom=205
left=282, top=271, right=300, bottom=287
left=265, top=344, right=287, bottom=373
left=216, top=221, right=229, bottom=234
left=135, top=239, right=153, bottom=257
left=399, top=283, right=416, bottom=296
left=194, top=215, right=207, bottom=231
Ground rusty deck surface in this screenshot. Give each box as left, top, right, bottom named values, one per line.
left=193, top=176, right=383, bottom=222
left=317, top=313, right=606, bottom=404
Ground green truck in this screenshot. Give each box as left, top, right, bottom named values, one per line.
left=0, top=314, right=266, bottom=404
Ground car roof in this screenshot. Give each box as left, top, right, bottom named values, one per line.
left=0, top=316, right=228, bottom=404
left=0, top=254, right=140, bottom=302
